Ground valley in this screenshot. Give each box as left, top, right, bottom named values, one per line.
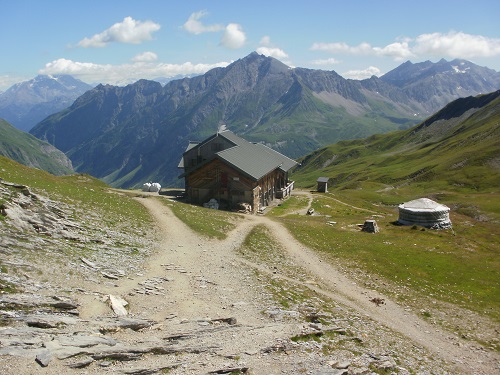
left=2, top=5, right=500, bottom=374
left=0, top=55, right=499, bottom=375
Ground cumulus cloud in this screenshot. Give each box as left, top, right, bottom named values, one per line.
left=311, top=42, right=373, bottom=55
left=311, top=41, right=410, bottom=60
left=310, top=57, right=341, bottom=66
left=77, top=17, right=160, bottom=48
left=256, top=36, right=289, bottom=61
left=220, top=23, right=246, bottom=49
left=183, top=11, right=246, bottom=49
left=342, top=66, right=381, bottom=80
left=373, top=42, right=413, bottom=60
left=256, top=46, right=288, bottom=59
left=182, top=10, right=224, bottom=34
left=311, top=31, right=500, bottom=61
left=39, top=58, right=230, bottom=85
left=132, top=51, right=158, bottom=62
left=413, top=31, right=500, bottom=58
left=260, top=36, right=271, bottom=46
left=0, top=75, right=30, bottom=91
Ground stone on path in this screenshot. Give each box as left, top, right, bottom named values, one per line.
left=108, top=294, right=129, bottom=316
left=35, top=350, right=52, bottom=367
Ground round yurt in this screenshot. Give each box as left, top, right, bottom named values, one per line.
left=398, top=198, right=451, bottom=229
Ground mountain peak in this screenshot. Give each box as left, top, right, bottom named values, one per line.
left=0, top=75, right=93, bottom=132
left=381, top=58, right=500, bottom=89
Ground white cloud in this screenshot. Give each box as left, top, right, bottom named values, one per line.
left=77, top=17, right=160, bottom=48
left=220, top=23, right=246, bottom=49
left=0, top=75, right=30, bottom=91
left=256, top=36, right=289, bottom=61
left=413, top=31, right=500, bottom=58
left=39, top=58, right=231, bottom=86
left=311, top=41, right=411, bottom=60
left=260, top=36, right=271, bottom=46
left=311, top=42, right=373, bottom=55
left=182, top=10, right=224, bottom=34
left=132, top=51, right=158, bottom=62
left=310, top=57, right=341, bottom=66
left=256, top=47, right=288, bottom=59
left=342, top=66, right=381, bottom=80
left=182, top=11, right=246, bottom=50
left=311, top=31, right=500, bottom=61
left=373, top=42, right=413, bottom=60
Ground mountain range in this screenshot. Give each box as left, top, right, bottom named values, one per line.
left=0, top=75, right=92, bottom=132
left=28, top=53, right=500, bottom=188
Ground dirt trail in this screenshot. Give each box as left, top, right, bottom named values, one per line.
left=247, top=215, right=493, bottom=371
left=131, top=195, right=498, bottom=374
left=3, top=186, right=498, bottom=374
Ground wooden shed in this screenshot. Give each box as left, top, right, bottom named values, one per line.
left=317, top=177, right=329, bottom=192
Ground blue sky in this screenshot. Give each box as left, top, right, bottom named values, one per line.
left=1, top=0, right=500, bottom=91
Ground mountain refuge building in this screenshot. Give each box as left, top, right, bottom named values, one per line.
left=179, top=130, right=297, bottom=213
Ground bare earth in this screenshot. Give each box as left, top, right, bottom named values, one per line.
left=1, top=192, right=499, bottom=374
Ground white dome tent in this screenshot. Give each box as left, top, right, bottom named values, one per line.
left=142, top=182, right=161, bottom=193
left=398, top=198, right=451, bottom=229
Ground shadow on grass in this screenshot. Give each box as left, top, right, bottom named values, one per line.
left=159, top=189, right=185, bottom=201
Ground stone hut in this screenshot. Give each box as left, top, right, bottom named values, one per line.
left=317, top=177, right=329, bottom=192
left=398, top=198, right=451, bottom=229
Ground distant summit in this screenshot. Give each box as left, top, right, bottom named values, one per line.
left=381, top=58, right=500, bottom=87
left=0, top=75, right=93, bottom=132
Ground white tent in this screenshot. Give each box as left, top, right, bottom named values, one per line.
left=149, top=183, right=161, bottom=193
left=398, top=198, right=451, bottom=229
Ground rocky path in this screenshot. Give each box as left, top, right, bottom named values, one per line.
left=245, top=215, right=500, bottom=374
left=1, top=190, right=499, bottom=374
left=129, top=196, right=499, bottom=374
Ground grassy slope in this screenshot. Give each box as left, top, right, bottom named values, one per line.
left=273, top=193, right=499, bottom=322
left=293, top=94, right=499, bottom=192
left=244, top=86, right=419, bottom=159
left=282, top=93, right=500, bottom=323
left=0, top=119, right=73, bottom=176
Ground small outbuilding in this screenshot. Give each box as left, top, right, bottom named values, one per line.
left=398, top=198, right=452, bottom=229
left=317, top=177, right=329, bottom=193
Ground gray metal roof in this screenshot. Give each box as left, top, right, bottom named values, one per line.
left=317, top=177, right=329, bottom=183
left=215, top=131, right=298, bottom=181
left=177, top=141, right=200, bottom=168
